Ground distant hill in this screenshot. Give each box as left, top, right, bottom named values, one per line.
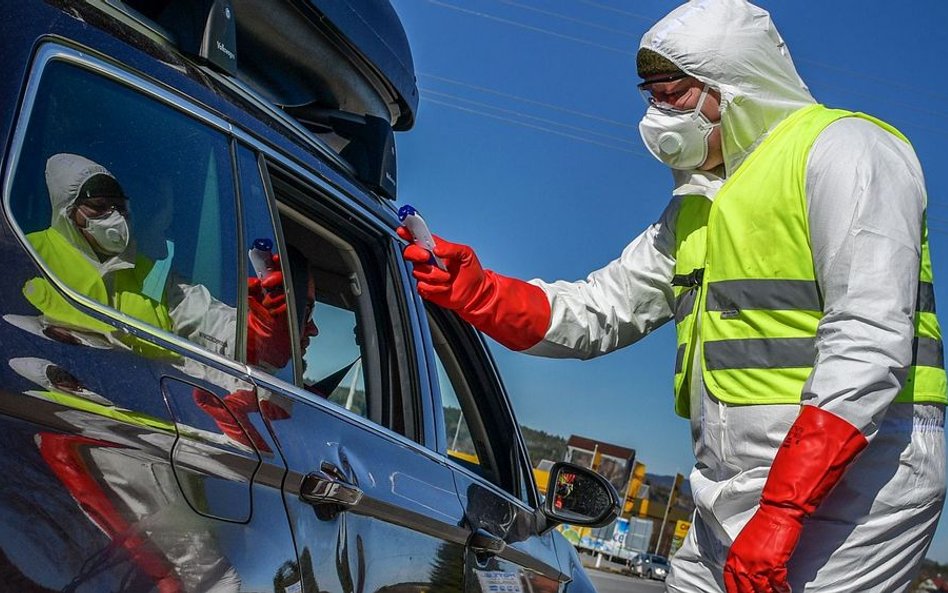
left=520, top=425, right=567, bottom=465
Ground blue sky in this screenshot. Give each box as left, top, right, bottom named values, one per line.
left=389, top=0, right=948, bottom=563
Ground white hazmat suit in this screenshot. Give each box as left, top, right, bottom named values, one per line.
left=522, top=2, right=946, bottom=591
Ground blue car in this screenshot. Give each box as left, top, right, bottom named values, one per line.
left=0, top=2, right=620, bottom=591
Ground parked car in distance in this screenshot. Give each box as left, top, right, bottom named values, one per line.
left=630, top=553, right=671, bottom=581
left=0, top=1, right=622, bottom=592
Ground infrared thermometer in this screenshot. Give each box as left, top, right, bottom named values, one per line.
left=249, top=238, right=277, bottom=280
left=397, top=205, right=447, bottom=271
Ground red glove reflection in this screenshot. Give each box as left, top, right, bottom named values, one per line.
left=193, top=389, right=266, bottom=452
left=193, top=388, right=292, bottom=454
left=247, top=256, right=291, bottom=369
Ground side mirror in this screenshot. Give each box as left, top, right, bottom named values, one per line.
left=542, top=462, right=620, bottom=528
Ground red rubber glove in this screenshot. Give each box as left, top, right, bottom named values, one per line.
left=724, top=406, right=868, bottom=593
left=247, top=260, right=291, bottom=369
left=397, top=226, right=551, bottom=351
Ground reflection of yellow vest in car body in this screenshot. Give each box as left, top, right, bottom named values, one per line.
left=23, top=227, right=174, bottom=358
left=672, top=105, right=947, bottom=418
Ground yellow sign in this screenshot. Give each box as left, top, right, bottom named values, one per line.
left=533, top=467, right=551, bottom=495
left=674, top=520, right=691, bottom=539
left=623, top=461, right=647, bottom=515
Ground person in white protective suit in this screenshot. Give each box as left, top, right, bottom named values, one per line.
left=399, top=1, right=947, bottom=591
left=23, top=152, right=291, bottom=367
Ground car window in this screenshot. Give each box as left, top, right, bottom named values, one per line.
left=433, top=347, right=480, bottom=469
left=427, top=307, right=533, bottom=505
left=260, top=170, right=416, bottom=438
left=7, top=60, right=239, bottom=359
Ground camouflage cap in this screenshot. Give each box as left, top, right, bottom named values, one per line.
left=636, top=48, right=682, bottom=79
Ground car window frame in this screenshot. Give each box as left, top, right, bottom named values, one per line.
left=427, top=316, right=502, bottom=482
left=241, top=224, right=437, bottom=465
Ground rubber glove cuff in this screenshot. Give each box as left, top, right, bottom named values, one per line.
left=724, top=406, right=868, bottom=593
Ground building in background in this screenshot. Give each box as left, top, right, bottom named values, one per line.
left=564, top=435, right=635, bottom=496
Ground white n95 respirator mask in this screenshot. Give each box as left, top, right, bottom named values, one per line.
left=639, top=86, right=719, bottom=170
left=83, top=210, right=130, bottom=255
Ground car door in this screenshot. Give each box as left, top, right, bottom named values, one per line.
left=0, top=46, right=298, bottom=591
left=422, top=306, right=567, bottom=593
left=236, top=156, right=473, bottom=593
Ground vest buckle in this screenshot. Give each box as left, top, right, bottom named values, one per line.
left=672, top=267, right=705, bottom=288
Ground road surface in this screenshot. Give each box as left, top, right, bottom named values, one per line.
left=588, top=568, right=666, bottom=593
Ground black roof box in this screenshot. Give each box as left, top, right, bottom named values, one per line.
left=302, top=0, right=418, bottom=130
left=127, top=0, right=418, bottom=131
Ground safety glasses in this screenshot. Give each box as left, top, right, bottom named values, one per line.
left=76, top=196, right=129, bottom=217
left=637, top=72, right=692, bottom=108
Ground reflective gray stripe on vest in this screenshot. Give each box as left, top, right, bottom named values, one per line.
left=675, top=344, right=686, bottom=373
left=706, top=279, right=935, bottom=313
left=704, top=337, right=817, bottom=370
left=918, top=282, right=936, bottom=314
left=706, top=280, right=822, bottom=312
left=914, top=337, right=945, bottom=368
left=705, top=336, right=944, bottom=371
left=675, top=289, right=698, bottom=323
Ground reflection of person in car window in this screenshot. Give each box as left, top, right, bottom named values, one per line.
left=266, top=246, right=357, bottom=401
left=22, top=153, right=287, bottom=361
left=195, top=256, right=318, bottom=450
left=286, top=256, right=334, bottom=399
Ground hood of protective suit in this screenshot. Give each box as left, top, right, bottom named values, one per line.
left=45, top=153, right=135, bottom=275
left=640, top=0, right=816, bottom=175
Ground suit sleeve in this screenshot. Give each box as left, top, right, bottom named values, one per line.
left=523, top=198, right=681, bottom=360
left=803, top=117, right=926, bottom=439
left=166, top=278, right=238, bottom=358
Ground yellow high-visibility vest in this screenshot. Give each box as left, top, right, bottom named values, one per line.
left=672, top=105, right=946, bottom=418
left=24, top=227, right=175, bottom=359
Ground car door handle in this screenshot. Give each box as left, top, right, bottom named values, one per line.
left=299, top=463, right=363, bottom=507
left=468, top=528, right=506, bottom=556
